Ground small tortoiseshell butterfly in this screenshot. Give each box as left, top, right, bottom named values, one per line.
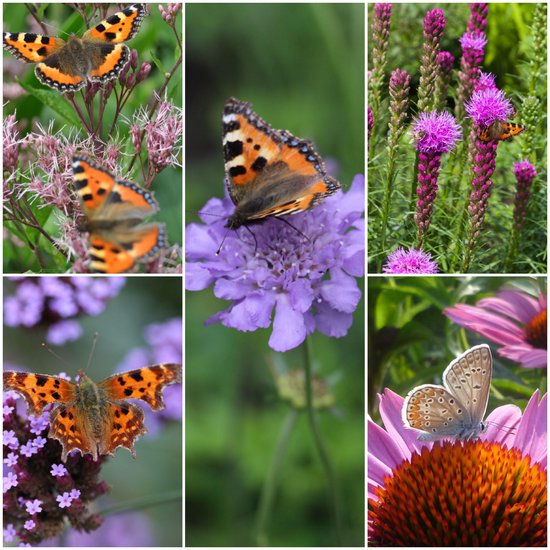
left=478, top=120, right=526, bottom=142
left=3, top=4, right=146, bottom=93
left=222, top=97, right=341, bottom=229
left=72, top=157, right=166, bottom=274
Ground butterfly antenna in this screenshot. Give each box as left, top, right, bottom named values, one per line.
left=243, top=225, right=259, bottom=252
left=85, top=332, right=100, bottom=372
left=486, top=420, right=518, bottom=435
left=216, top=228, right=231, bottom=255
left=41, top=343, right=72, bottom=370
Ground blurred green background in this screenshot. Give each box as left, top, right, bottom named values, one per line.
left=185, top=4, right=365, bottom=546
left=3, top=3, right=182, bottom=272
left=186, top=2, right=365, bottom=214
left=3, top=277, right=182, bottom=546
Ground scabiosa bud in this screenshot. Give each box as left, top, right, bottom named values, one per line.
left=383, top=247, right=439, bottom=274
left=4, top=277, right=125, bottom=345
left=467, top=3, right=489, bottom=33
left=186, top=175, right=364, bottom=352
left=3, top=384, right=108, bottom=545
left=369, top=3, right=392, bottom=120
left=418, top=9, right=446, bottom=113
left=411, top=111, right=462, bottom=246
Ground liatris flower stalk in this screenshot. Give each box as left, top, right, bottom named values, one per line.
left=435, top=51, right=454, bottom=109
left=467, top=3, right=489, bottom=33
left=528, top=3, right=547, bottom=96
left=368, top=107, right=374, bottom=140
left=462, top=86, right=515, bottom=271
left=379, top=68, right=411, bottom=257
left=382, top=247, right=439, bottom=274
left=368, top=4, right=392, bottom=124
left=417, top=9, right=446, bottom=113
left=455, top=31, right=488, bottom=121
left=505, top=161, right=538, bottom=270
left=411, top=111, right=462, bottom=247
left=519, top=95, right=540, bottom=166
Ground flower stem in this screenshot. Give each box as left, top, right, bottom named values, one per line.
left=255, top=409, right=299, bottom=546
left=100, top=489, right=182, bottom=516
left=303, top=338, right=343, bottom=544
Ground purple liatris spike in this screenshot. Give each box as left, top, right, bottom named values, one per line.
left=388, top=68, right=411, bottom=143
left=383, top=247, right=439, bottom=274
left=412, top=111, right=461, bottom=247
left=368, top=107, right=374, bottom=139
left=465, top=86, right=514, bottom=137
left=467, top=3, right=489, bottom=33
left=418, top=9, right=446, bottom=113
left=369, top=3, right=392, bottom=120
left=512, top=160, right=537, bottom=230
left=435, top=51, right=454, bottom=108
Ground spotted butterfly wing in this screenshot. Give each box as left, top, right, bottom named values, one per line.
left=402, top=345, right=492, bottom=441
left=222, top=97, right=341, bottom=230
left=479, top=120, right=526, bottom=142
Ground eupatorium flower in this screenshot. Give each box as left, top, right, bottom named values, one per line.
left=186, top=175, right=364, bottom=352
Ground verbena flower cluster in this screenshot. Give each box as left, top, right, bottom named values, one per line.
left=3, top=378, right=108, bottom=545
left=186, top=175, right=364, bottom=352
left=4, top=277, right=125, bottom=344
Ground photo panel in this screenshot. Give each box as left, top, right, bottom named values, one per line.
left=367, top=275, right=547, bottom=546
left=3, top=276, right=183, bottom=546
left=3, top=3, right=183, bottom=274
left=368, top=3, right=547, bottom=274
left=186, top=3, right=365, bottom=546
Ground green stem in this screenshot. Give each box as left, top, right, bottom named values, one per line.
left=303, top=339, right=343, bottom=545
left=255, top=409, right=299, bottom=546
left=100, top=489, right=182, bottom=517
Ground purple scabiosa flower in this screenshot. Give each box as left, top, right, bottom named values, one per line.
left=411, top=111, right=461, bottom=246
left=369, top=4, right=392, bottom=120
left=467, top=3, right=489, bottom=33
left=444, top=287, right=547, bottom=369
left=3, top=378, right=108, bottom=545
left=382, top=247, right=439, bottom=274
left=186, top=175, right=364, bottom=352
left=368, top=388, right=546, bottom=545
left=4, top=277, right=125, bottom=345
left=418, top=9, right=446, bottom=113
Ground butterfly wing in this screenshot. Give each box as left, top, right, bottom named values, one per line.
left=100, top=402, right=146, bottom=459
left=89, top=223, right=166, bottom=273
left=402, top=383, right=471, bottom=441
left=479, top=120, right=526, bottom=142
left=72, top=157, right=165, bottom=273
left=3, top=33, right=64, bottom=63
left=222, top=97, right=340, bottom=228
left=3, top=371, right=76, bottom=415
left=83, top=3, right=147, bottom=43
left=98, top=364, right=182, bottom=410
left=442, top=344, right=492, bottom=427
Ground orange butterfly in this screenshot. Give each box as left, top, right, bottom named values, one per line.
left=478, top=121, right=526, bottom=142
left=3, top=364, right=181, bottom=462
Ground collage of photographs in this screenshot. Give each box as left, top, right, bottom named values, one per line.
left=0, top=1, right=546, bottom=548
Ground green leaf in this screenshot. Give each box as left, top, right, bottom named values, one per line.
left=18, top=81, right=81, bottom=127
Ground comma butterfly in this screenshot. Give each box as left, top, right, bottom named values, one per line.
left=3, top=3, right=146, bottom=93
left=3, top=364, right=182, bottom=462
left=222, top=97, right=341, bottom=230
left=478, top=120, right=526, bottom=142
left=72, top=157, right=166, bottom=274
